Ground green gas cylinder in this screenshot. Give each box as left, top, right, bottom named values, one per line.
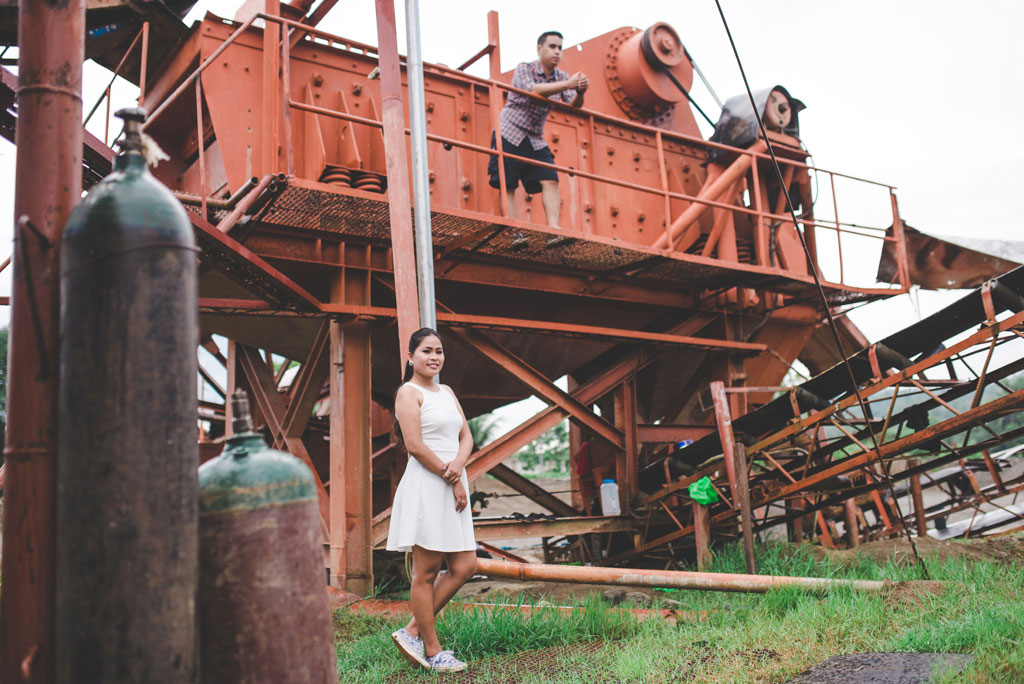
left=56, top=107, right=198, bottom=683
left=198, top=390, right=339, bottom=684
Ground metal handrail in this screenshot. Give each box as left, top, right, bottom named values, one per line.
left=268, top=12, right=897, bottom=190
left=147, top=10, right=907, bottom=291
left=288, top=100, right=896, bottom=243
left=83, top=22, right=150, bottom=145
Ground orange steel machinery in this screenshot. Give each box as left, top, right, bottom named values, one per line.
left=121, top=2, right=922, bottom=592
left=0, top=0, right=930, bottom=614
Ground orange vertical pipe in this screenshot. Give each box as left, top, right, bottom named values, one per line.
left=486, top=11, right=509, bottom=217
left=261, top=0, right=281, bottom=176
left=375, top=0, right=421, bottom=354
left=2, top=0, right=84, bottom=679
left=692, top=502, right=712, bottom=571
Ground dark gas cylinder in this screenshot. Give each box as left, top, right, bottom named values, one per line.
left=199, top=390, right=339, bottom=684
left=56, top=107, right=198, bottom=681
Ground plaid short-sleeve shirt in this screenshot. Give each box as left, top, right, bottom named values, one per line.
left=499, top=60, right=577, bottom=150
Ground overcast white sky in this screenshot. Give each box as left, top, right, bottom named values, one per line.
left=1, top=0, right=1021, bottom=343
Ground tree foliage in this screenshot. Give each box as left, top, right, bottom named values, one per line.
left=468, top=413, right=502, bottom=449
left=513, top=420, right=569, bottom=475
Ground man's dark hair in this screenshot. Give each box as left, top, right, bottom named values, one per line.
left=537, top=31, right=563, bottom=46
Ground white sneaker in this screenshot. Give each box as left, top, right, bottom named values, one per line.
left=426, top=649, right=468, bottom=672
left=391, top=628, right=427, bottom=669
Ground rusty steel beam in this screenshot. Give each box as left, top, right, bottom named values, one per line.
left=446, top=327, right=625, bottom=450
left=1, top=0, right=84, bottom=679
left=321, top=302, right=757, bottom=352
left=692, top=502, right=712, bottom=570
left=236, top=344, right=331, bottom=537
left=614, top=379, right=639, bottom=509
left=478, top=558, right=889, bottom=594
left=374, top=0, right=421, bottom=358
left=261, top=0, right=280, bottom=176
left=609, top=389, right=1024, bottom=564
left=654, top=139, right=767, bottom=251
left=281, top=321, right=329, bottom=437
left=340, top=320, right=373, bottom=594
left=288, top=0, right=342, bottom=48
left=465, top=353, right=647, bottom=480
left=772, top=388, right=1024, bottom=503
left=473, top=516, right=633, bottom=542
left=637, top=424, right=715, bottom=443
left=746, top=308, right=1024, bottom=456
left=191, top=213, right=321, bottom=310
left=487, top=464, right=580, bottom=517
left=732, top=444, right=756, bottom=574
left=466, top=315, right=718, bottom=481
left=437, top=311, right=766, bottom=353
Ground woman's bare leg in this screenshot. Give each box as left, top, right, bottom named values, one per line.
left=406, top=550, right=478, bottom=638
left=409, top=546, right=444, bottom=657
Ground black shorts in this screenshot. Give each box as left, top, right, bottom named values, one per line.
left=487, top=132, right=558, bottom=194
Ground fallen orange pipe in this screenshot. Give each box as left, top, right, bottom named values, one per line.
left=476, top=558, right=890, bottom=594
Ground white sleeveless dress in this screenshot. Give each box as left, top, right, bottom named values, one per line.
left=386, top=383, right=476, bottom=553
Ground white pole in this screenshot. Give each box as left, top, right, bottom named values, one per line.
left=404, top=0, right=436, bottom=330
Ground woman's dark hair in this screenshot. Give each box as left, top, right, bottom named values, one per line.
left=402, top=327, right=442, bottom=382
left=394, top=327, right=443, bottom=453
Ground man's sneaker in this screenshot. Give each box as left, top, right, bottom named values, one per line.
left=426, top=650, right=468, bottom=673
left=509, top=231, right=530, bottom=251
left=545, top=234, right=574, bottom=249
left=390, top=628, right=427, bottom=669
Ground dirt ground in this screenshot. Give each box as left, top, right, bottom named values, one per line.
left=782, top=653, right=972, bottom=684
left=813, top=533, right=1024, bottom=566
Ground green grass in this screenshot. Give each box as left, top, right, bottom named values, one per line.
left=335, top=538, right=1024, bottom=683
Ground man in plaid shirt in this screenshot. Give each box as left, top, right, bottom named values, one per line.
left=488, top=31, right=589, bottom=227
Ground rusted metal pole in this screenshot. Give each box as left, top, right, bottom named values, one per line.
left=732, top=444, right=756, bottom=573
left=196, top=79, right=207, bottom=218
left=907, top=458, right=928, bottom=536
left=710, top=381, right=738, bottom=494
left=613, top=379, right=638, bottom=511
left=139, top=21, right=149, bottom=102
left=844, top=498, right=860, bottom=548
left=486, top=10, right=509, bottom=218
left=1, top=0, right=83, bottom=679
left=787, top=497, right=804, bottom=542
left=374, top=0, right=421, bottom=355
left=477, top=558, right=889, bottom=594
left=262, top=0, right=280, bottom=176
left=692, top=502, right=712, bottom=571
left=329, top=268, right=373, bottom=594
left=280, top=29, right=295, bottom=177
left=711, top=380, right=755, bottom=572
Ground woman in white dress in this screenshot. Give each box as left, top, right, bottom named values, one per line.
left=386, top=328, right=476, bottom=673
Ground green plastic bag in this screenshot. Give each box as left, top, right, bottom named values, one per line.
left=688, top=476, right=719, bottom=505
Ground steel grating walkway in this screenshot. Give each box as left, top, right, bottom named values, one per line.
left=244, top=178, right=901, bottom=305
